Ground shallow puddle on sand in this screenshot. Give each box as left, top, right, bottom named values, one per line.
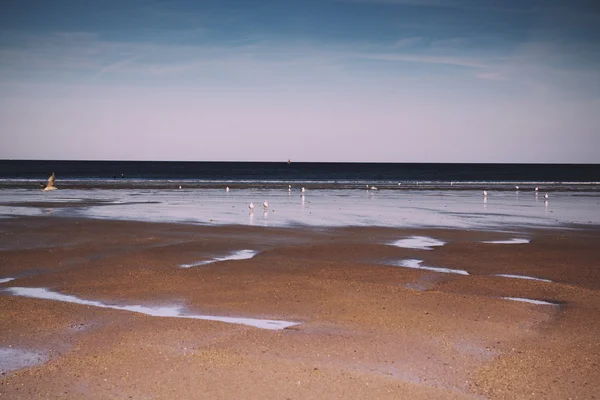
left=503, top=297, right=558, bottom=306
left=0, top=347, right=48, bottom=374
left=179, top=249, right=258, bottom=268
left=483, top=238, right=530, bottom=244
left=390, top=236, right=445, bottom=250
left=494, top=274, right=551, bottom=282
left=0, top=278, right=15, bottom=284
left=6, top=287, right=298, bottom=330
left=392, top=259, right=469, bottom=276
left=403, top=274, right=446, bottom=291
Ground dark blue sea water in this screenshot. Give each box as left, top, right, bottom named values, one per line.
left=0, top=160, right=598, bottom=191
left=1, top=160, right=599, bottom=228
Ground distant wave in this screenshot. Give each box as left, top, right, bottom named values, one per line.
left=1, top=178, right=599, bottom=191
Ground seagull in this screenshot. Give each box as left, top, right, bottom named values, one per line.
left=249, top=202, right=254, bottom=212
left=40, top=172, right=57, bottom=191
left=535, top=186, right=539, bottom=192
left=263, top=200, right=269, bottom=210
left=515, top=186, right=519, bottom=191
left=544, top=194, right=548, bottom=199
left=301, top=187, right=305, bottom=193
left=483, top=190, right=488, bottom=197
left=226, top=187, right=230, bottom=192
left=179, top=185, right=182, bottom=189
left=370, top=186, right=378, bottom=190
left=288, top=185, right=292, bottom=192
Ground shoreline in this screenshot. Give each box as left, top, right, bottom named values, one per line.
left=2, top=179, right=600, bottom=192
left=3, top=183, right=600, bottom=230
left=1, top=216, right=599, bottom=398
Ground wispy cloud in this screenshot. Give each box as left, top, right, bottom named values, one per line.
left=353, top=52, right=486, bottom=68
left=476, top=72, right=507, bottom=81
left=92, top=57, right=139, bottom=80
left=429, top=37, right=468, bottom=50
left=391, top=37, right=423, bottom=49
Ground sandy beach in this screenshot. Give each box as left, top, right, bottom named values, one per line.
left=0, top=215, right=598, bottom=399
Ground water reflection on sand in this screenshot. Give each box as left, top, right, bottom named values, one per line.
left=0, top=188, right=598, bottom=229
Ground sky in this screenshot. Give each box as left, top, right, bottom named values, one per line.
left=0, top=0, right=599, bottom=163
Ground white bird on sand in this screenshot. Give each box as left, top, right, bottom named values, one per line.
left=263, top=200, right=269, bottom=209
left=370, top=186, right=378, bottom=190
left=544, top=194, right=548, bottom=199
left=515, top=185, right=519, bottom=190
left=483, top=190, right=488, bottom=197
left=535, top=186, right=539, bottom=192
left=226, top=187, right=230, bottom=192
left=249, top=202, right=254, bottom=212
left=288, top=185, right=291, bottom=192
left=301, top=187, right=305, bottom=193
left=41, top=172, right=57, bottom=191
left=179, top=185, right=182, bottom=189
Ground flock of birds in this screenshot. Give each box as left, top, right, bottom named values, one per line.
left=39, top=172, right=551, bottom=210
left=483, top=186, right=549, bottom=200
left=248, top=185, right=306, bottom=214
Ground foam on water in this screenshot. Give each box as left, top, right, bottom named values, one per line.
left=495, top=274, right=552, bottom=282
left=503, top=297, right=558, bottom=306
left=393, top=259, right=469, bottom=275
left=6, top=287, right=298, bottom=330
left=0, top=277, right=15, bottom=284
left=391, top=236, right=446, bottom=250
left=483, top=238, right=530, bottom=244
left=179, top=250, right=258, bottom=268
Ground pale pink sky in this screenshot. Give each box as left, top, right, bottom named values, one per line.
left=1, top=1, right=599, bottom=162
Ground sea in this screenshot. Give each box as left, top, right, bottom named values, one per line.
left=1, top=160, right=599, bottom=190
left=0, top=160, right=599, bottom=230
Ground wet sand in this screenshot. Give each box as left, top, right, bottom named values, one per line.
left=1, top=216, right=599, bottom=399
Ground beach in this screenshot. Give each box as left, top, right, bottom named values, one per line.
left=2, top=0, right=599, bottom=394
left=1, top=212, right=599, bottom=399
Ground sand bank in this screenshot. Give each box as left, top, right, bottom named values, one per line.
left=1, top=216, right=599, bottom=399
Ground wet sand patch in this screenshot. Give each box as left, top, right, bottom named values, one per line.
left=502, top=297, right=559, bottom=306
left=390, top=236, right=446, bottom=250
left=179, top=249, right=258, bottom=268
left=494, top=274, right=552, bottom=282
left=0, top=347, right=48, bottom=374
left=7, top=287, right=298, bottom=330
left=391, top=259, right=469, bottom=276
left=403, top=274, right=448, bottom=292
left=483, top=238, right=530, bottom=245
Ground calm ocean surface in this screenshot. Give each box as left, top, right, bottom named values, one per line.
left=1, top=161, right=599, bottom=230
left=1, top=160, right=599, bottom=190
